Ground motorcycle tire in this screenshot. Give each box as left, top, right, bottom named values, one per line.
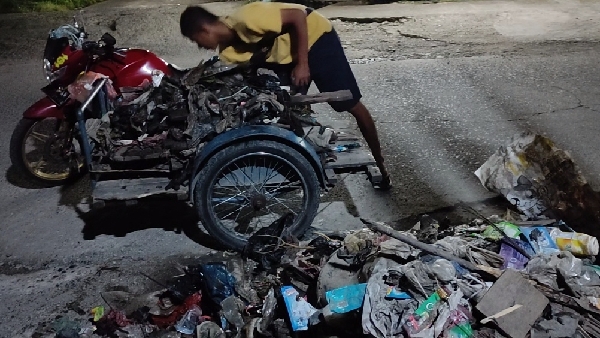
left=193, top=140, right=321, bottom=251
left=9, top=118, right=83, bottom=187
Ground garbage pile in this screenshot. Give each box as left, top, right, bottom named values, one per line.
left=49, top=215, right=600, bottom=338
left=49, top=132, right=600, bottom=338
left=73, top=58, right=322, bottom=186
left=91, top=65, right=288, bottom=157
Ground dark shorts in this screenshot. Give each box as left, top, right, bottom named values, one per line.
left=265, top=29, right=362, bottom=112
left=308, top=30, right=362, bottom=112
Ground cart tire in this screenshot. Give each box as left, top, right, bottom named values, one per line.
left=194, top=140, right=321, bottom=251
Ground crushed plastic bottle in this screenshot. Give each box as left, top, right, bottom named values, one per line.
left=174, top=305, right=203, bottom=335
left=549, top=228, right=599, bottom=256
left=333, top=143, right=361, bottom=153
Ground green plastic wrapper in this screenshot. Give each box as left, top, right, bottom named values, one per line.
left=483, top=221, right=521, bottom=241
left=447, top=323, right=473, bottom=338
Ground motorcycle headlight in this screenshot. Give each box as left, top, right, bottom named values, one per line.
left=43, top=58, right=52, bottom=81
left=43, top=58, right=67, bottom=82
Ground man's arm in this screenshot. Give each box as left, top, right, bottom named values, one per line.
left=281, top=8, right=310, bottom=86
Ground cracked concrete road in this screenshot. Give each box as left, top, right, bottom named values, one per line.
left=325, top=51, right=600, bottom=221
left=0, top=0, right=600, bottom=336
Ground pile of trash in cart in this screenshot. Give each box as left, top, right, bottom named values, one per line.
left=50, top=132, right=600, bottom=338
left=70, top=57, right=327, bottom=184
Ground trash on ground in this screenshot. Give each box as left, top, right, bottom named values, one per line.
left=325, top=283, right=367, bottom=313
left=476, top=269, right=549, bottom=338
left=281, top=285, right=318, bottom=331
left=550, top=227, right=599, bottom=256
left=475, top=132, right=600, bottom=240
left=40, top=133, right=600, bottom=338
left=521, top=226, right=561, bottom=255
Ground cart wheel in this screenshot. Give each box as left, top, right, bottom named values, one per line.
left=194, top=140, right=321, bottom=251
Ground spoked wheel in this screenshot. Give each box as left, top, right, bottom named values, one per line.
left=9, top=118, right=84, bottom=187
left=194, top=140, right=321, bottom=251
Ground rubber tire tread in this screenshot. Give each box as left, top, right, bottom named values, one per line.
left=194, top=140, right=321, bottom=251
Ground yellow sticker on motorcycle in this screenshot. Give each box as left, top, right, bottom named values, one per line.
left=54, top=54, right=68, bottom=68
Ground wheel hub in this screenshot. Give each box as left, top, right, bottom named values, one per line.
left=43, top=134, right=69, bottom=162
left=250, top=193, right=268, bottom=211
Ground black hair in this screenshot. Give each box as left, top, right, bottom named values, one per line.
left=180, top=6, right=220, bottom=39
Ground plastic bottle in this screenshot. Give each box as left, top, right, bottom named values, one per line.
left=549, top=228, right=599, bottom=256
left=334, top=143, right=361, bottom=153
left=403, top=288, right=449, bottom=337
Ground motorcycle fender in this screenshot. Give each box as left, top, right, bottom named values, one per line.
left=23, top=97, right=65, bottom=119
left=189, top=125, right=326, bottom=202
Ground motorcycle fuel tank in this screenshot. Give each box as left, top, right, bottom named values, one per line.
left=91, top=48, right=172, bottom=89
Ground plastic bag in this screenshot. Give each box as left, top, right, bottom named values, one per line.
left=258, top=288, right=278, bottom=333
left=430, top=259, right=457, bottom=283
left=175, top=305, right=203, bottom=335
left=199, top=263, right=236, bottom=304
left=325, top=283, right=368, bottom=314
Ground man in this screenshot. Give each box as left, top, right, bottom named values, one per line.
left=179, top=2, right=391, bottom=189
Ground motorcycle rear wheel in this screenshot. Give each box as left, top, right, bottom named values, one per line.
left=193, top=140, right=320, bottom=251
left=9, top=118, right=84, bottom=187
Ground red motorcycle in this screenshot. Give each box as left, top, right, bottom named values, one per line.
left=9, top=17, right=182, bottom=186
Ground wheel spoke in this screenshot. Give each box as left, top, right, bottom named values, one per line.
left=273, top=168, right=294, bottom=191
left=273, top=197, right=298, bottom=215
left=234, top=203, right=250, bottom=222
left=221, top=172, right=245, bottom=195
left=235, top=162, right=258, bottom=191
left=212, top=191, right=246, bottom=208
left=260, top=162, right=282, bottom=191
left=207, top=150, right=311, bottom=240
left=30, top=131, right=50, bottom=143
left=219, top=203, right=248, bottom=220
left=235, top=208, right=256, bottom=225
left=267, top=181, right=301, bottom=195
left=30, top=160, right=46, bottom=171
left=267, top=199, right=298, bottom=215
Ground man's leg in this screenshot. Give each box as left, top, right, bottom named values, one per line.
left=348, top=101, right=390, bottom=183
left=307, top=29, right=391, bottom=188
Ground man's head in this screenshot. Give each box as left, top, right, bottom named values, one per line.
left=180, top=6, right=230, bottom=50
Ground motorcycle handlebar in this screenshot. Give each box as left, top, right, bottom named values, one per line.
left=82, top=33, right=116, bottom=58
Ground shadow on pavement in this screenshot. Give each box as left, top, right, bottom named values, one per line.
left=5, top=165, right=52, bottom=189
left=391, top=195, right=514, bottom=230
left=74, top=200, right=226, bottom=251
left=49, top=174, right=225, bottom=251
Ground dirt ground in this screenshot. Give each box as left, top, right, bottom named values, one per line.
left=2, top=0, right=599, bottom=64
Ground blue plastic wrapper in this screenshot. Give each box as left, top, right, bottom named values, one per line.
left=281, top=286, right=318, bottom=331
left=325, top=283, right=368, bottom=313
left=199, top=263, right=236, bottom=304
left=521, top=227, right=560, bottom=255
left=385, top=287, right=412, bottom=300
left=452, top=262, right=470, bottom=278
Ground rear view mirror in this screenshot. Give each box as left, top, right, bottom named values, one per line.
left=101, top=33, right=116, bottom=47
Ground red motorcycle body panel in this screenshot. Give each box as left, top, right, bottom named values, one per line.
left=23, top=97, right=65, bottom=119
left=27, top=47, right=173, bottom=120
left=93, top=48, right=172, bottom=89
left=55, top=49, right=89, bottom=87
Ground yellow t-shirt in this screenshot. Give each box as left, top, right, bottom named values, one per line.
left=219, top=2, right=332, bottom=65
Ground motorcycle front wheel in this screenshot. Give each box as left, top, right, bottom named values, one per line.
left=9, top=118, right=84, bottom=187
left=193, top=140, right=321, bottom=251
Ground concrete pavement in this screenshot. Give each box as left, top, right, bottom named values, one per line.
left=320, top=0, right=600, bottom=42
left=1, top=0, right=600, bottom=335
